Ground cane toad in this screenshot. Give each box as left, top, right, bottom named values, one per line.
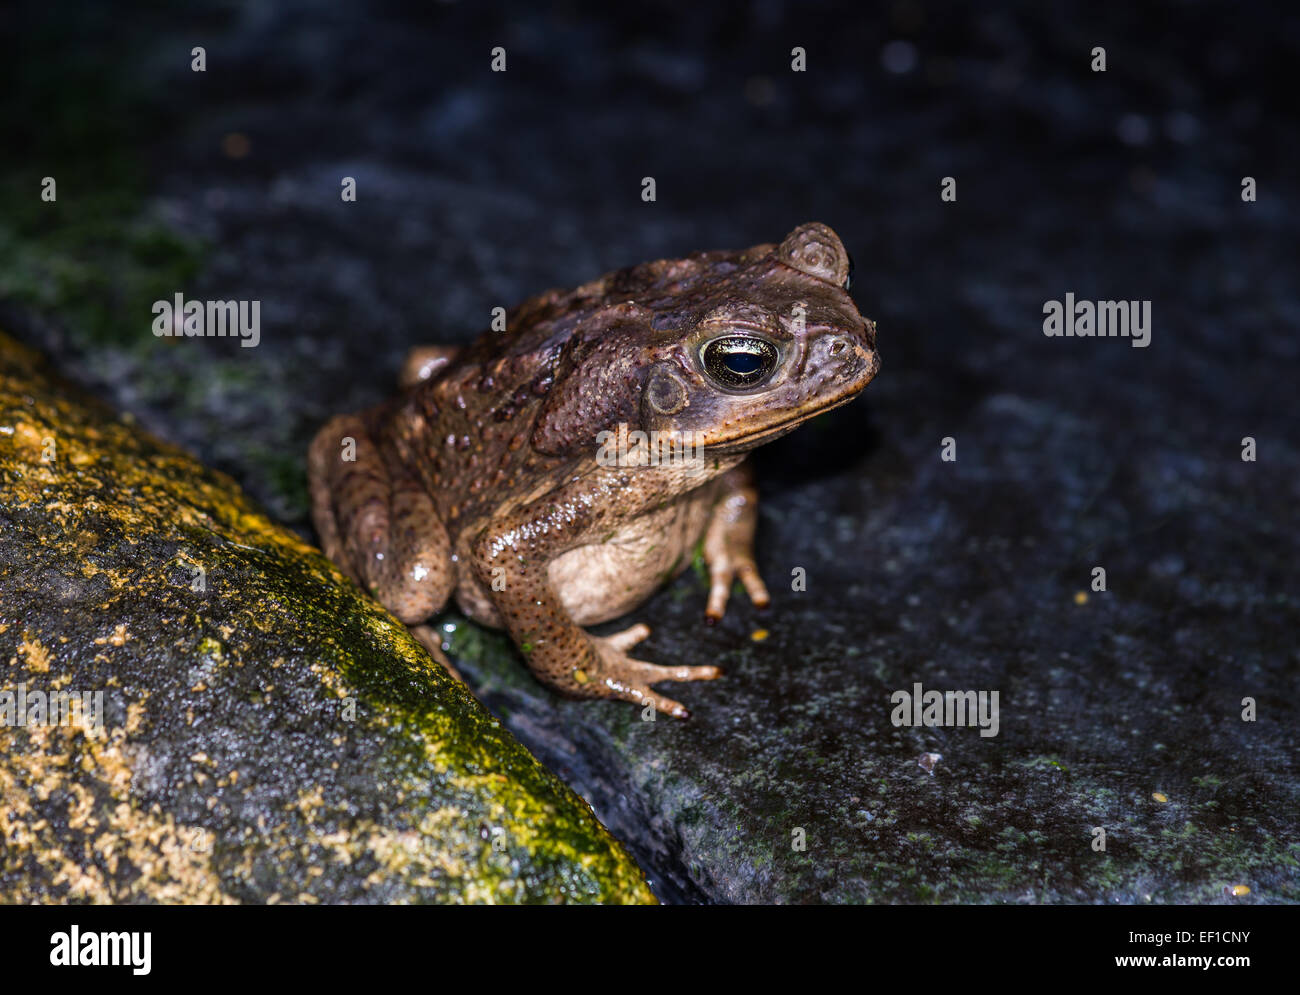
left=308, top=222, right=879, bottom=717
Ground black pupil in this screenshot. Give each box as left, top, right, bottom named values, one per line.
left=726, top=352, right=761, bottom=375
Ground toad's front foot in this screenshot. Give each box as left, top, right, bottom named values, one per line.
left=580, top=623, right=721, bottom=719
left=703, top=463, right=771, bottom=623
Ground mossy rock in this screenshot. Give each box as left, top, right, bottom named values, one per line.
left=0, top=331, right=654, bottom=904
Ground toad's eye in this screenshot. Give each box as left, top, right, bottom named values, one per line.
left=701, top=335, right=779, bottom=389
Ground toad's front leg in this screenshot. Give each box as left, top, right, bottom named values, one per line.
left=470, top=469, right=720, bottom=718
left=703, top=460, right=771, bottom=622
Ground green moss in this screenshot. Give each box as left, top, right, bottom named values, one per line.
left=0, top=15, right=204, bottom=348
left=1018, top=755, right=1069, bottom=772
left=691, top=537, right=708, bottom=584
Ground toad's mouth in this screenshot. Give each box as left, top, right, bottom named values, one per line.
left=701, top=389, right=865, bottom=454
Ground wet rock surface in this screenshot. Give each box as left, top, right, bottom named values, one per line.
left=4, top=1, right=1297, bottom=902
left=0, top=333, right=654, bottom=904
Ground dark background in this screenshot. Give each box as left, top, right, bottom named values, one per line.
left=3, top=0, right=1297, bottom=902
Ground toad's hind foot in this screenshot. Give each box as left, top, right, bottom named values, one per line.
left=586, top=624, right=721, bottom=719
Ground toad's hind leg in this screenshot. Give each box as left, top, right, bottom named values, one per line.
left=308, top=413, right=453, bottom=625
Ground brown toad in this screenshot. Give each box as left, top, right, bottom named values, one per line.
left=308, top=222, right=879, bottom=717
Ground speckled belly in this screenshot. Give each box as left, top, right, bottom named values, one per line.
left=549, top=482, right=716, bottom=625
